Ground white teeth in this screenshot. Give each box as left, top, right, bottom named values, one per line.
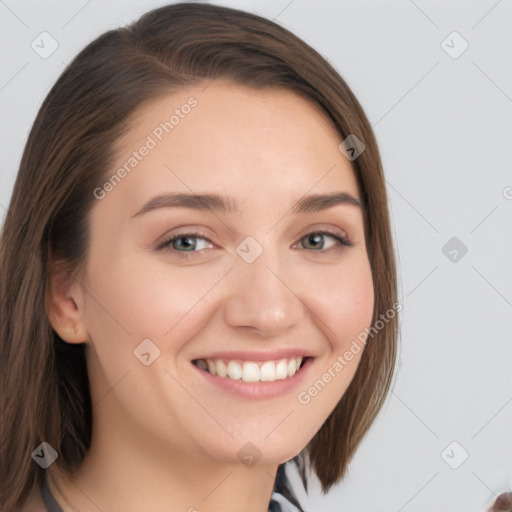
left=227, top=360, right=242, bottom=380
left=259, top=361, right=276, bottom=382
left=196, top=356, right=304, bottom=382
left=217, top=360, right=227, bottom=377
left=287, top=358, right=297, bottom=375
left=275, top=359, right=288, bottom=380
left=241, top=362, right=260, bottom=382
left=207, top=359, right=216, bottom=376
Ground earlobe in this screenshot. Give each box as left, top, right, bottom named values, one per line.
left=46, top=266, right=88, bottom=344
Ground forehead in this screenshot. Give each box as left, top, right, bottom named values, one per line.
left=106, top=81, right=360, bottom=212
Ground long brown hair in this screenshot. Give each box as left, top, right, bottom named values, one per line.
left=0, top=3, right=398, bottom=510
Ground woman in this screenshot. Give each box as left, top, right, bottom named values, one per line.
left=1, top=3, right=399, bottom=511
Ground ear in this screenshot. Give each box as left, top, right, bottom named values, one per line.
left=46, top=264, right=89, bottom=344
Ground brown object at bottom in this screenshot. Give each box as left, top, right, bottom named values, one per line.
left=491, top=492, right=512, bottom=512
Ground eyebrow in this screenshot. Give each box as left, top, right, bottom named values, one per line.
left=131, top=191, right=361, bottom=218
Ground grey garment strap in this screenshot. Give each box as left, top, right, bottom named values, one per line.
left=39, top=473, right=65, bottom=512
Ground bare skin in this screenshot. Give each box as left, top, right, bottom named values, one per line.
left=491, top=492, right=512, bottom=511
left=41, top=81, right=374, bottom=512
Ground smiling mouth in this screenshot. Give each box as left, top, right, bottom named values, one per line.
left=192, top=356, right=307, bottom=382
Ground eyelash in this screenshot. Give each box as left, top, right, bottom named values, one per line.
left=156, top=229, right=352, bottom=260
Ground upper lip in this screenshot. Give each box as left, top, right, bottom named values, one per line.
left=192, top=349, right=314, bottom=362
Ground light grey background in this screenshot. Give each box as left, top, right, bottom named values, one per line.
left=1, top=1, right=511, bottom=511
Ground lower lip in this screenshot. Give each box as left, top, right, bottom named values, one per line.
left=192, top=358, right=313, bottom=400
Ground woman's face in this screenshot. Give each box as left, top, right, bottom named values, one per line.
left=76, top=81, right=374, bottom=466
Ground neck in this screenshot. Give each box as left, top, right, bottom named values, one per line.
left=48, top=424, right=279, bottom=512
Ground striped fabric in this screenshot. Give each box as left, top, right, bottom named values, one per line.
left=269, top=490, right=304, bottom=511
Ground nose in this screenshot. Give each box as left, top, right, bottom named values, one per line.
left=222, top=246, right=305, bottom=338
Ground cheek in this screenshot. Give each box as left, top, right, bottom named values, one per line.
left=80, top=249, right=226, bottom=414
left=291, top=253, right=374, bottom=420
left=83, top=249, right=227, bottom=349
left=84, top=245, right=374, bottom=357
left=302, top=252, right=375, bottom=349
